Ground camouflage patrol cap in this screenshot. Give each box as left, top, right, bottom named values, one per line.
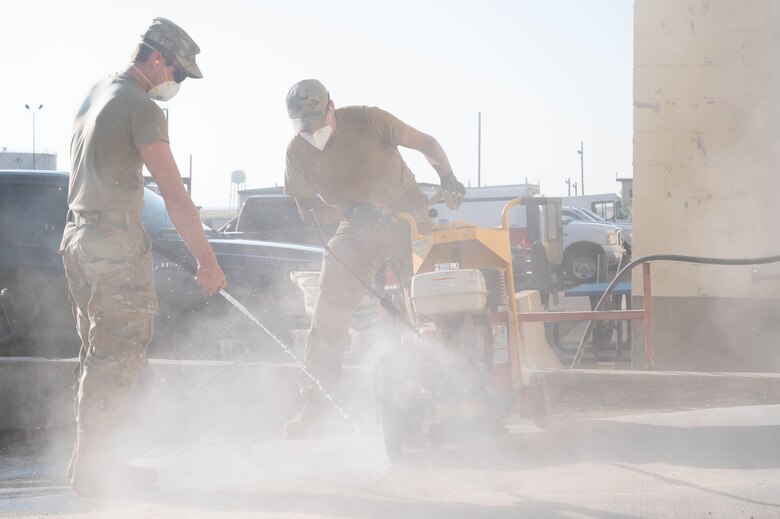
left=142, top=17, right=203, bottom=79
left=286, top=79, right=329, bottom=133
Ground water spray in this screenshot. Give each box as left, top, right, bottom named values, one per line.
left=152, top=244, right=360, bottom=433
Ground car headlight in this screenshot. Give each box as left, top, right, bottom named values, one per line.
left=606, top=231, right=620, bottom=246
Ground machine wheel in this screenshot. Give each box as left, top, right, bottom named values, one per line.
left=375, top=353, right=426, bottom=461
left=563, top=245, right=601, bottom=284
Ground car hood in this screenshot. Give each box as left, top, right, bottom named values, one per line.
left=564, top=220, right=621, bottom=232
left=208, top=237, right=324, bottom=256
left=152, top=235, right=324, bottom=272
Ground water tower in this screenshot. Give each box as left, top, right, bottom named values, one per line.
left=229, top=170, right=246, bottom=210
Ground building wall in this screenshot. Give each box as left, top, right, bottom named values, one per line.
left=0, top=151, right=57, bottom=170
left=632, top=0, right=780, bottom=371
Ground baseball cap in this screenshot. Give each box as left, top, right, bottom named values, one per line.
left=142, top=17, right=203, bottom=79
left=286, top=79, right=329, bottom=133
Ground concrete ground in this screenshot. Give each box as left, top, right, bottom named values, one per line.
left=2, top=404, right=779, bottom=518
left=3, top=293, right=780, bottom=518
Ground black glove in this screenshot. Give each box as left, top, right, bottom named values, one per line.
left=441, top=172, right=466, bottom=209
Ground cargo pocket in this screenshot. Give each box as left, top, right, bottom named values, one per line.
left=90, top=308, right=154, bottom=382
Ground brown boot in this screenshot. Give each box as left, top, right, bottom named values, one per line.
left=284, top=399, right=327, bottom=439
left=71, top=459, right=157, bottom=497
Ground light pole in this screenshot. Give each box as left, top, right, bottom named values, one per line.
left=577, top=141, right=584, bottom=196
left=477, top=111, right=482, bottom=187
left=25, top=104, right=43, bottom=170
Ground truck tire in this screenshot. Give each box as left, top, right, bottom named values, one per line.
left=563, top=244, right=602, bottom=284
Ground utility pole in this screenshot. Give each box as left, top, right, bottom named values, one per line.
left=577, top=141, right=584, bottom=196
left=24, top=104, right=43, bottom=169
left=565, top=178, right=572, bottom=196
left=477, top=111, right=482, bottom=187
left=572, top=181, right=578, bottom=196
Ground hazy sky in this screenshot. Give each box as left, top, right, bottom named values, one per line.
left=1, top=0, right=633, bottom=208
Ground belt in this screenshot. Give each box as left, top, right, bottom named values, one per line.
left=70, top=210, right=141, bottom=225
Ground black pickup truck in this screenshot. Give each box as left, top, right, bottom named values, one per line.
left=220, top=194, right=337, bottom=246
left=0, top=170, right=324, bottom=360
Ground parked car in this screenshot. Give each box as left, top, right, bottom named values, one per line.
left=560, top=215, right=624, bottom=283
left=0, top=169, right=324, bottom=360
left=563, top=206, right=632, bottom=257
left=221, top=194, right=337, bottom=246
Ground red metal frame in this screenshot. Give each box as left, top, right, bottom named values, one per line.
left=516, top=262, right=655, bottom=370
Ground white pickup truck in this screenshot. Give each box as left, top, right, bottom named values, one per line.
left=559, top=215, right=624, bottom=283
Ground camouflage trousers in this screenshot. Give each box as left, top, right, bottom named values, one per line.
left=59, top=211, right=158, bottom=440
left=301, top=189, right=431, bottom=400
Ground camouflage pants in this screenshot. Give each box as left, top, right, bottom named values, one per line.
left=59, top=212, right=158, bottom=439
left=301, top=188, right=431, bottom=400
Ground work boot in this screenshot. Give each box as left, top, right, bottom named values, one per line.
left=71, top=459, right=157, bottom=497
left=284, top=399, right=326, bottom=439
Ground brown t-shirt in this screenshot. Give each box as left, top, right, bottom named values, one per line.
left=68, top=74, right=169, bottom=212
left=284, top=106, right=418, bottom=208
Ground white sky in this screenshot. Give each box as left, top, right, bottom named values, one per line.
left=0, top=0, right=633, bottom=208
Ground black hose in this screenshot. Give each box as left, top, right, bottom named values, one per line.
left=571, top=253, right=780, bottom=369
left=308, top=210, right=420, bottom=337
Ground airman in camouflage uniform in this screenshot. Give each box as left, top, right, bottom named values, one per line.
left=283, top=79, right=466, bottom=438
left=61, top=18, right=227, bottom=496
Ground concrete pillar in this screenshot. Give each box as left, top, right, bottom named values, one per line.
left=633, top=0, right=780, bottom=371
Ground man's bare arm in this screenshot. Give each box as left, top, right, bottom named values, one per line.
left=140, top=140, right=227, bottom=294
left=397, top=125, right=454, bottom=180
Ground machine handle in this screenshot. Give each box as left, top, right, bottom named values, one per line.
left=501, top=198, right=522, bottom=231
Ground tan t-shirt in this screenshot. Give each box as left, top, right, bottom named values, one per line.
left=284, top=106, right=418, bottom=208
left=68, top=74, right=169, bottom=212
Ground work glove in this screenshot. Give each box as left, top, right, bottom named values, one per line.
left=440, top=172, right=466, bottom=209
left=343, top=203, right=396, bottom=229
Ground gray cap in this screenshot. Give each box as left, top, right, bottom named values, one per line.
left=142, top=17, right=203, bottom=79
left=286, top=79, right=329, bottom=133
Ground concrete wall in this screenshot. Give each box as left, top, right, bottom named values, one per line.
left=633, top=0, right=780, bottom=371
left=0, top=151, right=57, bottom=170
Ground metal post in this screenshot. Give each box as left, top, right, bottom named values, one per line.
left=566, top=178, right=571, bottom=196
left=642, top=262, right=654, bottom=370
left=572, top=181, right=578, bottom=196
left=188, top=154, right=193, bottom=195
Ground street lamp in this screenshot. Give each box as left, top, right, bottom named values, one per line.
left=577, top=141, right=584, bottom=196
left=24, top=104, right=43, bottom=170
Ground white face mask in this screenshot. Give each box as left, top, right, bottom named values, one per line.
left=301, top=125, right=333, bottom=151
left=148, top=79, right=180, bottom=102
left=132, top=60, right=181, bottom=102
